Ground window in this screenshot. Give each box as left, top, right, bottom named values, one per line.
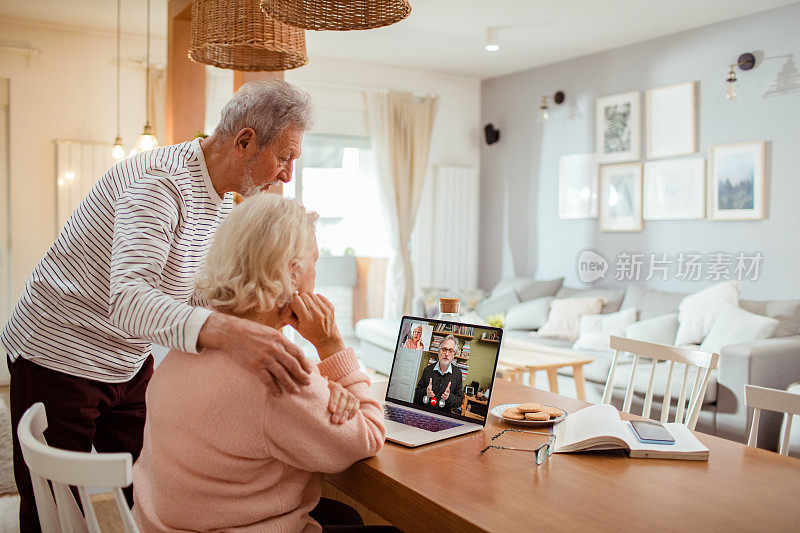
left=286, top=134, right=390, bottom=258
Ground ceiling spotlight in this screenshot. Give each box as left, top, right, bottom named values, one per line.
left=485, top=27, right=499, bottom=52
left=539, top=91, right=565, bottom=121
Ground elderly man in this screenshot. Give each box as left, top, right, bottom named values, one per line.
left=414, top=335, right=464, bottom=412
left=3, top=80, right=316, bottom=531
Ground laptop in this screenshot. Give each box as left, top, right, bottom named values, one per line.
left=381, top=316, right=503, bottom=447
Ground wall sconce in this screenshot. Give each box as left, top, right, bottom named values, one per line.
left=485, top=27, right=500, bottom=52
left=539, top=91, right=565, bottom=121
left=724, top=52, right=756, bottom=100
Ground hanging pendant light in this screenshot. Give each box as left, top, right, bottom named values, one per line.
left=136, top=0, right=159, bottom=152
left=190, top=0, right=307, bottom=71
left=260, top=0, right=411, bottom=31
left=111, top=0, right=126, bottom=160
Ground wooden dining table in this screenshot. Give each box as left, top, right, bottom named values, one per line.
left=324, top=380, right=800, bottom=532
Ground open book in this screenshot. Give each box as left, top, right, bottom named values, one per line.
left=553, top=404, right=709, bottom=461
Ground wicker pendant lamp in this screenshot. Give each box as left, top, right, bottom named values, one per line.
left=190, top=0, right=307, bottom=71
left=260, top=0, right=412, bottom=31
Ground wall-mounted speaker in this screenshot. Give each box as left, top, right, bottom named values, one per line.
left=484, top=123, right=500, bottom=145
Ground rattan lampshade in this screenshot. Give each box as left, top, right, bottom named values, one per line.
left=260, top=0, right=412, bottom=31
left=190, top=0, right=307, bottom=71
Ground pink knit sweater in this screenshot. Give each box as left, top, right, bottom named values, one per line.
left=132, top=347, right=385, bottom=532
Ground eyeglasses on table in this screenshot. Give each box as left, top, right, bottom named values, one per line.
left=480, top=428, right=555, bottom=466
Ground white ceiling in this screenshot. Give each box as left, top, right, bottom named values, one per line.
left=1, top=0, right=796, bottom=79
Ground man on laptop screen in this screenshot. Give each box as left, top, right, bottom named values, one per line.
left=414, top=335, right=464, bottom=411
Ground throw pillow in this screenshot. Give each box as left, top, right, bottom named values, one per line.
left=418, top=287, right=487, bottom=318
left=572, top=308, right=637, bottom=352
left=675, top=281, right=741, bottom=345
left=700, top=305, right=779, bottom=355
left=490, top=277, right=534, bottom=296
left=536, top=296, right=604, bottom=342
left=504, top=297, right=554, bottom=331
left=515, top=278, right=564, bottom=302
left=620, top=285, right=686, bottom=320
left=475, top=287, right=520, bottom=319
left=460, top=311, right=489, bottom=326
left=624, top=313, right=679, bottom=346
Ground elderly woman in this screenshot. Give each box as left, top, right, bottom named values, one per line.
left=403, top=324, right=424, bottom=350
left=132, top=194, right=386, bottom=532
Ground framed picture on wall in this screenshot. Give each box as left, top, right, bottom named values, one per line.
left=558, top=153, right=598, bottom=219
left=643, top=158, right=705, bottom=220
left=600, top=163, right=643, bottom=232
left=646, top=81, right=697, bottom=159
left=596, top=91, right=641, bottom=163
left=708, top=141, right=766, bottom=220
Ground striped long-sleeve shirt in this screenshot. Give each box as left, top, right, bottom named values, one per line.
left=2, top=139, right=234, bottom=382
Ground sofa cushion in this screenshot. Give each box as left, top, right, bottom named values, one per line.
left=572, top=308, right=638, bottom=353
left=739, top=299, right=800, bottom=338
left=475, top=287, right=520, bottom=318
left=620, top=285, right=686, bottom=320
left=700, top=306, right=779, bottom=355
left=490, top=277, right=535, bottom=296
left=516, top=278, right=564, bottom=302
left=417, top=287, right=487, bottom=318
left=675, top=281, right=740, bottom=345
left=504, top=297, right=553, bottom=331
left=554, top=287, right=625, bottom=314
left=355, top=318, right=402, bottom=352
left=624, top=313, right=679, bottom=346
left=536, top=297, right=604, bottom=342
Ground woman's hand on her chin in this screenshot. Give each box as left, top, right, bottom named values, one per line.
left=286, top=292, right=345, bottom=359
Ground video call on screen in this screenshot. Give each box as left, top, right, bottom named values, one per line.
left=385, top=317, right=501, bottom=423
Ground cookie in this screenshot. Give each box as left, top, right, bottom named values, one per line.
left=517, top=403, right=544, bottom=413
left=543, top=407, right=564, bottom=419
left=502, top=409, right=525, bottom=421
left=524, top=411, right=551, bottom=421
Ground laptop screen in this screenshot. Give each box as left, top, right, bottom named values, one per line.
left=384, top=316, right=503, bottom=425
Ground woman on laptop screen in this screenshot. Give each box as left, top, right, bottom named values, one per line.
left=132, top=194, right=386, bottom=532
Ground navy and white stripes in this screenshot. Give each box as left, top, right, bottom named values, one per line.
left=2, top=139, right=233, bottom=382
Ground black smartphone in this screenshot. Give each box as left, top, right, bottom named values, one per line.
left=630, top=420, right=675, bottom=445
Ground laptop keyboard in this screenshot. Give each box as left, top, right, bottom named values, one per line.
left=384, top=405, right=463, bottom=432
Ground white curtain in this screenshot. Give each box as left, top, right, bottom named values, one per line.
left=365, top=90, right=438, bottom=319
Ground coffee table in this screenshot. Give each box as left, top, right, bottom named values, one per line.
left=497, top=338, right=594, bottom=401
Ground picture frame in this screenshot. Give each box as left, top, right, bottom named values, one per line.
left=596, top=91, right=641, bottom=163
left=708, top=142, right=766, bottom=221
left=643, top=158, right=705, bottom=220
left=600, top=163, right=643, bottom=232
left=646, top=82, right=697, bottom=159
left=558, top=153, right=598, bottom=219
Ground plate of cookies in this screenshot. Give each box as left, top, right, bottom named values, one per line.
left=491, top=403, right=567, bottom=426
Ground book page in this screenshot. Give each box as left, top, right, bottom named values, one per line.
left=555, top=404, right=628, bottom=451
left=625, top=423, right=709, bottom=459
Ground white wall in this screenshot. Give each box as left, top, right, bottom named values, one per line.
left=0, top=18, right=166, bottom=301
left=284, top=57, right=481, bottom=290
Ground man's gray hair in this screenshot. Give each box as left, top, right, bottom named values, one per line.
left=214, top=79, right=316, bottom=147
left=439, top=334, right=461, bottom=355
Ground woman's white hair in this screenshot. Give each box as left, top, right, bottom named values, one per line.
left=214, top=79, right=316, bottom=147
left=195, top=193, right=319, bottom=314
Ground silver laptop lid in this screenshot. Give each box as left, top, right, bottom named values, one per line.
left=383, top=316, right=503, bottom=427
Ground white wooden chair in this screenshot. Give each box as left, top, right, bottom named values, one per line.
left=16, top=402, right=139, bottom=533
left=744, top=384, right=800, bottom=456
left=602, top=336, right=719, bottom=431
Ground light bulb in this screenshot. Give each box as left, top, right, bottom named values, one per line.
left=112, top=136, right=125, bottom=160
left=136, top=124, right=159, bottom=152
left=724, top=81, right=738, bottom=100
left=724, top=65, right=738, bottom=100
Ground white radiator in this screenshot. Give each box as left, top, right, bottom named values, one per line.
left=413, top=165, right=479, bottom=291
left=55, top=140, right=115, bottom=235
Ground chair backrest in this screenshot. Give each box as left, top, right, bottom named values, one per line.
left=16, top=403, right=139, bottom=533
left=744, top=384, right=800, bottom=456
left=602, top=336, right=719, bottom=431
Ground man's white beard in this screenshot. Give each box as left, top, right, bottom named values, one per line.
left=240, top=160, right=262, bottom=198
